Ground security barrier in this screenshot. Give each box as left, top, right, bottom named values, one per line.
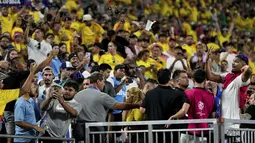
left=1, top=119, right=255, bottom=143
left=85, top=119, right=219, bottom=143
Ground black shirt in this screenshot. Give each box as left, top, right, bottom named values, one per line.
left=175, top=87, right=190, bottom=104
left=241, top=105, right=255, bottom=129
left=3, top=70, right=30, bottom=112
left=142, top=85, right=187, bottom=121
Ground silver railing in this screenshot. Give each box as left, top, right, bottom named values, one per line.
left=0, top=134, right=75, bottom=143
left=85, top=119, right=219, bottom=143
left=222, top=119, right=255, bottom=143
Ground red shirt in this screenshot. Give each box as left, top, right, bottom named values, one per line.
left=185, top=88, right=215, bottom=135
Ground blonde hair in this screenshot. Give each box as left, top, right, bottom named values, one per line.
left=126, top=87, right=144, bottom=104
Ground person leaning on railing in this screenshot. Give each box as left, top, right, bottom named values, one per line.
left=0, top=62, right=36, bottom=132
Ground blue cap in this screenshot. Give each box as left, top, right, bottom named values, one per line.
left=236, top=54, right=248, bottom=65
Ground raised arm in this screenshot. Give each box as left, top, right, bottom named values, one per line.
left=35, top=50, right=57, bottom=73
left=213, top=15, right=221, bottom=33
left=206, top=58, right=223, bottom=83
left=24, top=16, right=34, bottom=44
left=19, top=64, right=36, bottom=96
left=72, top=56, right=89, bottom=75
left=228, top=21, right=234, bottom=36
left=241, top=65, right=252, bottom=82
left=206, top=49, right=223, bottom=83
left=40, top=88, right=54, bottom=111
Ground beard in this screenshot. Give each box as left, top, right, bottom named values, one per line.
left=44, top=79, right=52, bottom=85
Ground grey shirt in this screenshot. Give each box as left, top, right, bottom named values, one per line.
left=103, top=81, right=115, bottom=97
left=42, top=99, right=82, bottom=137
left=74, top=88, right=118, bottom=122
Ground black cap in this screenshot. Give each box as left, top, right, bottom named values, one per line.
left=129, top=34, right=138, bottom=39
left=94, top=42, right=102, bottom=49
left=68, top=52, right=78, bottom=61
left=114, top=64, right=126, bottom=71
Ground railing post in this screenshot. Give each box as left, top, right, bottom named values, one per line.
left=213, top=122, right=219, bottom=143
left=85, top=124, right=90, bottom=143
left=148, top=124, right=153, bottom=143
left=220, top=122, right=225, bottom=143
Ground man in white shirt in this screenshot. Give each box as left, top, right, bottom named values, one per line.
left=206, top=53, right=252, bottom=121
left=25, top=17, right=52, bottom=64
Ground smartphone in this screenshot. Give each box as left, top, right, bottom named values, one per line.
left=136, top=67, right=142, bottom=71
left=85, top=52, right=91, bottom=61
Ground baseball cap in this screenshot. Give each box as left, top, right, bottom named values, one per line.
left=83, top=14, right=93, bottom=21
left=61, top=61, right=75, bottom=69
left=236, top=54, right=248, bottom=65
left=94, top=42, right=102, bottom=49
left=114, top=64, right=126, bottom=71
left=51, top=82, right=62, bottom=88
left=68, top=52, right=78, bottom=61
left=42, top=66, right=53, bottom=74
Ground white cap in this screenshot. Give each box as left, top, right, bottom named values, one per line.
left=83, top=14, right=92, bottom=21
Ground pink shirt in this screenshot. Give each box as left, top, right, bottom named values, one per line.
left=185, top=88, right=215, bottom=135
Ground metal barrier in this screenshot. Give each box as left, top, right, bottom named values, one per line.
left=85, top=119, right=219, bottom=143
left=222, top=119, right=255, bottom=143
left=0, top=134, right=76, bottom=143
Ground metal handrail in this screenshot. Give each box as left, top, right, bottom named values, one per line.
left=85, top=119, right=218, bottom=127
left=224, top=119, right=255, bottom=124
left=0, top=134, right=75, bottom=142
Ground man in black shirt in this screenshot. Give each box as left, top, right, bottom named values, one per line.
left=140, top=69, right=189, bottom=143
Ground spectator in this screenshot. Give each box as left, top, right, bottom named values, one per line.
left=3, top=52, right=55, bottom=143
left=142, top=78, right=158, bottom=94
left=136, top=50, right=160, bottom=79
left=25, top=17, right=52, bottom=65
left=82, top=78, right=90, bottom=89
left=80, top=14, right=105, bottom=47
left=40, top=81, right=82, bottom=143
left=220, top=60, right=228, bottom=75
left=0, top=63, right=36, bottom=132
left=125, top=87, right=145, bottom=143
left=50, top=44, right=62, bottom=78
left=99, top=63, right=115, bottom=97
left=150, top=44, right=166, bottom=68
left=190, top=44, right=207, bottom=70
left=37, top=66, right=55, bottom=108
left=206, top=53, right=252, bottom=123
left=167, top=46, right=188, bottom=78
left=14, top=64, right=45, bottom=143
left=73, top=72, right=140, bottom=142
left=0, top=35, right=11, bottom=59
left=99, top=41, right=124, bottom=69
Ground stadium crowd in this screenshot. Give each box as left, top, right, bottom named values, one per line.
left=0, top=0, right=255, bottom=143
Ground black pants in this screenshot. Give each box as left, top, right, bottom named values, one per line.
left=112, top=113, right=123, bottom=138
left=73, top=122, right=105, bottom=143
